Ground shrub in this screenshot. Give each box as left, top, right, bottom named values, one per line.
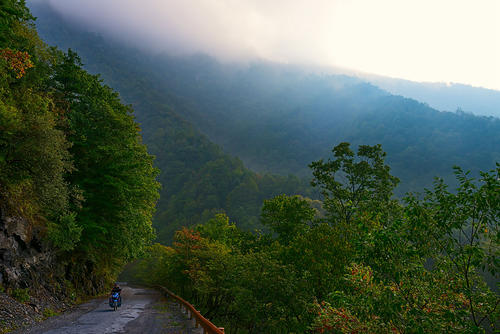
left=11, top=288, right=29, bottom=303
left=42, top=308, right=59, bottom=318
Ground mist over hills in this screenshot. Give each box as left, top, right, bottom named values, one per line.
left=29, top=2, right=317, bottom=241
left=365, top=75, right=500, bottom=118
left=29, top=3, right=500, bottom=237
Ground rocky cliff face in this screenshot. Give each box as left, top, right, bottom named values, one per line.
left=0, top=208, right=53, bottom=289
left=0, top=207, right=72, bottom=331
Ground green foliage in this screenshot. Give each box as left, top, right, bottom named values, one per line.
left=129, top=243, right=175, bottom=286
left=309, top=164, right=500, bottom=333
left=42, top=307, right=60, bottom=319
left=399, top=165, right=500, bottom=330
left=310, top=142, right=400, bottom=226
left=261, top=194, right=315, bottom=243
left=11, top=288, right=29, bottom=303
left=195, top=213, right=239, bottom=246
left=0, top=0, right=33, bottom=47
left=29, top=5, right=500, bottom=202
left=285, top=222, right=350, bottom=299
left=0, top=2, right=159, bottom=295
left=130, top=146, right=498, bottom=333
left=47, top=213, right=82, bottom=252
left=50, top=49, right=160, bottom=263
left=0, top=45, right=71, bottom=219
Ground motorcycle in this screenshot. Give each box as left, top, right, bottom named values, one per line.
left=109, top=292, right=121, bottom=311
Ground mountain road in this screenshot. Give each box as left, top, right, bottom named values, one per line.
left=16, top=284, right=201, bottom=334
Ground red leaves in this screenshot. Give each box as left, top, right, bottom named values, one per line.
left=312, top=301, right=364, bottom=334
left=173, top=227, right=203, bottom=252
left=0, top=48, right=34, bottom=79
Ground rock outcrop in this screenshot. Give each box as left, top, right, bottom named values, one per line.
left=0, top=208, right=53, bottom=289
left=0, top=207, right=71, bottom=332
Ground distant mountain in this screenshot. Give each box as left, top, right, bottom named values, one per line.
left=365, top=75, right=500, bottom=118
left=30, top=2, right=500, bottom=201
left=29, top=2, right=314, bottom=242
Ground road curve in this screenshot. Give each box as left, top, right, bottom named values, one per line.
left=17, top=284, right=200, bottom=334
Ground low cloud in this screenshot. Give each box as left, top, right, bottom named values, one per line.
left=41, top=0, right=337, bottom=64
left=33, top=0, right=500, bottom=90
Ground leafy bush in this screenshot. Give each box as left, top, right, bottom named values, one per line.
left=47, top=213, right=82, bottom=252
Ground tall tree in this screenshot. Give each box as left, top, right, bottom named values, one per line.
left=309, top=142, right=400, bottom=226
left=50, top=50, right=160, bottom=282
left=261, top=194, right=315, bottom=243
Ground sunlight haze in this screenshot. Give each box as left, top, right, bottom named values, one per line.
left=39, top=0, right=500, bottom=91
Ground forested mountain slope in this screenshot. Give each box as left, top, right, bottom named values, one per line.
left=28, top=3, right=314, bottom=242
left=366, top=74, right=500, bottom=118
left=31, top=2, right=500, bottom=201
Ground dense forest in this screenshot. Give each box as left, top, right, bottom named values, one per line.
left=0, top=1, right=158, bottom=293
left=29, top=2, right=500, bottom=244
left=130, top=143, right=500, bottom=333
left=29, top=3, right=319, bottom=242
left=31, top=2, right=499, bottom=202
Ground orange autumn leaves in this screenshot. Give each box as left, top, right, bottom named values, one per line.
left=0, top=48, right=34, bottom=78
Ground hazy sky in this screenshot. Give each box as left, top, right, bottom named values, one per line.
left=42, top=0, right=500, bottom=91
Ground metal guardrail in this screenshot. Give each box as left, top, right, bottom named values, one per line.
left=156, top=286, right=225, bottom=334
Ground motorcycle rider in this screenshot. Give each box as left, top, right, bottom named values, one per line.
left=110, top=283, right=122, bottom=304
left=111, top=283, right=122, bottom=295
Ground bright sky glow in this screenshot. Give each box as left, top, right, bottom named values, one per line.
left=42, top=0, right=500, bottom=90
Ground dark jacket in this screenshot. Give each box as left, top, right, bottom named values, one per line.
left=111, top=286, right=122, bottom=294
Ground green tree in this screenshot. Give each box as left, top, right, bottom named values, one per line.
left=0, top=0, right=160, bottom=299
left=261, top=194, right=315, bottom=243
left=403, top=165, right=500, bottom=330
left=195, top=213, right=239, bottom=247
left=0, top=0, right=33, bottom=47
left=0, top=4, right=71, bottom=221
left=309, top=142, right=400, bottom=226
left=312, top=164, right=499, bottom=333
left=51, top=50, right=160, bottom=262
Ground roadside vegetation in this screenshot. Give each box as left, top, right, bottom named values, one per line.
left=0, top=0, right=159, bottom=294
left=131, top=143, right=499, bottom=333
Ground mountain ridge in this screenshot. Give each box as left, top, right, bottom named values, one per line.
left=29, top=1, right=500, bottom=229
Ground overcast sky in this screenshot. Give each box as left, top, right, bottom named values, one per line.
left=41, top=0, right=500, bottom=91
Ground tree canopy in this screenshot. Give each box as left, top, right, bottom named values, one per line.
left=130, top=145, right=499, bottom=333
left=0, top=1, right=159, bottom=293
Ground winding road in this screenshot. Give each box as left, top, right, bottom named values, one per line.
left=17, top=284, right=201, bottom=334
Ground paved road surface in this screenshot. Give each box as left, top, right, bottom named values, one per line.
left=17, top=284, right=201, bottom=334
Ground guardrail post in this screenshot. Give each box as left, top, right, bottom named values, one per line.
left=157, top=286, right=224, bottom=334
